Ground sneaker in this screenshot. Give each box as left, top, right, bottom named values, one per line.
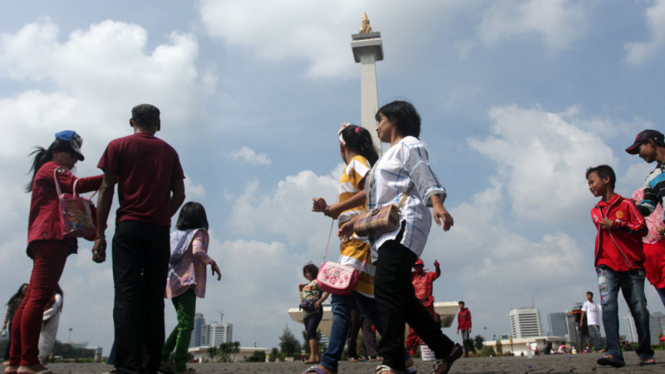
left=597, top=356, right=625, bottom=368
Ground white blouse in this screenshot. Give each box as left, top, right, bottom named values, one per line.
left=366, top=136, right=446, bottom=261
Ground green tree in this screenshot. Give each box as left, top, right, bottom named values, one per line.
left=247, top=350, right=266, bottom=362
left=279, top=325, right=301, bottom=358
left=217, top=341, right=240, bottom=362
left=268, top=347, right=280, bottom=362
left=207, top=346, right=218, bottom=362
left=473, top=335, right=485, bottom=352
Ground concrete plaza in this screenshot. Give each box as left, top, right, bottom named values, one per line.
left=21, top=351, right=665, bottom=374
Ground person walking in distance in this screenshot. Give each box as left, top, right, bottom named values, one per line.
left=456, top=302, right=473, bottom=357
left=92, top=104, right=186, bottom=374
left=405, top=259, right=441, bottom=357
left=580, top=292, right=603, bottom=352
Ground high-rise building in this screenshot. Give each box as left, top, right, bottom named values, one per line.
left=548, top=312, right=567, bottom=337
left=652, top=311, right=665, bottom=335
left=190, top=313, right=205, bottom=348
left=623, top=312, right=662, bottom=344
left=649, top=313, right=663, bottom=345
left=510, top=308, right=543, bottom=338
left=209, top=322, right=233, bottom=346
left=622, top=312, right=638, bottom=343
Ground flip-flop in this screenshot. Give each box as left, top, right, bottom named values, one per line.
left=639, top=357, right=656, bottom=365
left=431, top=343, right=463, bottom=374
left=302, top=365, right=335, bottom=374
left=597, top=355, right=625, bottom=368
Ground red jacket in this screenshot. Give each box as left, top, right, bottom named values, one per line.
left=591, top=193, right=647, bottom=272
left=457, top=308, right=471, bottom=331
left=27, top=162, right=103, bottom=256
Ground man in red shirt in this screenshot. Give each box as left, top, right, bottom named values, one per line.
left=456, top=301, right=473, bottom=357
left=92, top=104, right=186, bottom=374
left=405, top=259, right=440, bottom=357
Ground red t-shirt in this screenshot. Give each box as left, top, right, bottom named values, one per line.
left=98, top=133, right=185, bottom=226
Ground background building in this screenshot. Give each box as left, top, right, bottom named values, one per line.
left=190, top=313, right=205, bottom=348
left=622, top=312, right=638, bottom=343
left=209, top=322, right=233, bottom=347
left=548, top=312, right=567, bottom=337
left=510, top=307, right=543, bottom=338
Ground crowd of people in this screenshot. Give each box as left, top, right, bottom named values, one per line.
left=0, top=104, right=224, bottom=374
left=3, top=99, right=665, bottom=374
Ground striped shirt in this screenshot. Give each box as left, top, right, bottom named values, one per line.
left=638, top=164, right=665, bottom=222
left=366, top=136, right=446, bottom=261
left=338, top=155, right=375, bottom=297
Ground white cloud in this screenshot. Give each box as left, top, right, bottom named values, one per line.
left=625, top=0, right=665, bottom=65
left=184, top=174, right=207, bottom=200
left=197, top=0, right=474, bottom=78
left=230, top=146, right=272, bottom=167
left=476, top=0, right=588, bottom=51
left=229, top=168, right=341, bottom=250
left=468, top=105, right=618, bottom=223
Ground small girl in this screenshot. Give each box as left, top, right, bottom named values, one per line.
left=162, top=202, right=221, bottom=374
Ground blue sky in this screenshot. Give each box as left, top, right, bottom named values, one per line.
left=1, top=0, right=665, bottom=354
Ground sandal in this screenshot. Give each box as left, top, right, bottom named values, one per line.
left=302, top=365, right=335, bottom=374
left=639, top=357, right=656, bottom=365
left=432, top=344, right=463, bottom=374
left=597, top=355, right=625, bottom=368
left=158, top=363, right=174, bottom=374
left=375, top=365, right=404, bottom=374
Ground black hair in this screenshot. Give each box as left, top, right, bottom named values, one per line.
left=586, top=291, right=593, bottom=297
left=459, top=301, right=465, bottom=306
left=341, top=125, right=379, bottom=166
left=26, top=140, right=78, bottom=192
left=176, top=202, right=209, bottom=231
left=585, top=165, right=616, bottom=189
left=131, top=105, right=160, bottom=130
left=303, top=262, right=319, bottom=278
left=375, top=100, right=421, bottom=139
left=6, top=283, right=28, bottom=305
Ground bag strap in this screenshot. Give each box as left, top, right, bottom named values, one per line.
left=53, top=168, right=63, bottom=196
left=397, top=184, right=415, bottom=209
left=366, top=163, right=414, bottom=211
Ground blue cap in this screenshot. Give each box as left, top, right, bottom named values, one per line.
left=55, top=130, right=84, bottom=161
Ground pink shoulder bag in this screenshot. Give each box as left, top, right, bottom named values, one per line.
left=317, top=219, right=369, bottom=296
left=54, top=169, right=97, bottom=238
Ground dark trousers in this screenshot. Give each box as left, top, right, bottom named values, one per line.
left=346, top=306, right=378, bottom=358
left=374, top=239, right=454, bottom=370
left=112, top=221, right=170, bottom=374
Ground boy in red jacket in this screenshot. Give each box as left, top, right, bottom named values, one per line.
left=586, top=165, right=654, bottom=367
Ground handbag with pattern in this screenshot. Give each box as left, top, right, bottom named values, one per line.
left=54, top=169, right=97, bottom=239
left=353, top=166, right=413, bottom=238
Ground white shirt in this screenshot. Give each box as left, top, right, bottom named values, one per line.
left=366, top=136, right=446, bottom=261
left=582, top=301, right=601, bottom=326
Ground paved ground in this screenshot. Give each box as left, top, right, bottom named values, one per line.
left=8, top=351, right=665, bottom=374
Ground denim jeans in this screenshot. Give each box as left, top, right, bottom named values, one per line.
left=587, top=325, right=602, bottom=351
left=596, top=265, right=654, bottom=362
left=319, top=291, right=383, bottom=373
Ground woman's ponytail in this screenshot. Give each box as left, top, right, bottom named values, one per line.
left=26, top=145, right=54, bottom=192
left=341, top=125, right=379, bottom=166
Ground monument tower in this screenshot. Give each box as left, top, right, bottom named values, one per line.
left=351, top=13, right=383, bottom=153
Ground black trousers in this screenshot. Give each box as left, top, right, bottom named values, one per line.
left=374, top=238, right=454, bottom=370
left=112, top=221, right=170, bottom=374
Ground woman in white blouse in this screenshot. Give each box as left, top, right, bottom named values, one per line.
left=339, top=101, right=460, bottom=374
